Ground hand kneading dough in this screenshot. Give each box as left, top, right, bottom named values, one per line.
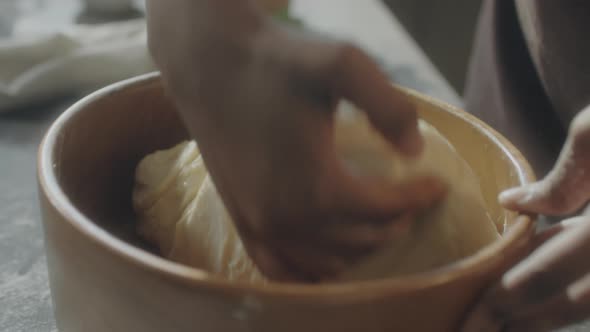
left=133, top=103, right=500, bottom=283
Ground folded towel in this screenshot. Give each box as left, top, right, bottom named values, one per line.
left=0, top=0, right=294, bottom=113
left=0, top=14, right=153, bottom=112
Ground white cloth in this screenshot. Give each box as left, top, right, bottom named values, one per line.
left=0, top=17, right=153, bottom=112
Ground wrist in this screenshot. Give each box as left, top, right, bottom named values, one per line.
left=192, top=0, right=264, bottom=39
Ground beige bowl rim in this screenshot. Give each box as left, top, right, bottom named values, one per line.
left=37, top=72, right=535, bottom=302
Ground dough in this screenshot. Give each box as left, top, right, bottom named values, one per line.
left=133, top=103, right=500, bottom=283
left=334, top=103, right=500, bottom=280
left=133, top=141, right=266, bottom=283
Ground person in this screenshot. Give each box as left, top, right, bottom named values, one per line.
left=145, top=0, right=590, bottom=330
left=145, top=0, right=446, bottom=282
left=461, top=1, right=590, bottom=331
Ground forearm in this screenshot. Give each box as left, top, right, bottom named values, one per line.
left=146, top=0, right=263, bottom=48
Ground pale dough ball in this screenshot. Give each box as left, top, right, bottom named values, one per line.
left=134, top=141, right=265, bottom=283
left=334, top=103, right=500, bottom=280
left=133, top=103, right=500, bottom=283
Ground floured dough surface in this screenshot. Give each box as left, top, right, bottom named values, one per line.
left=133, top=103, right=500, bottom=283
left=133, top=141, right=266, bottom=283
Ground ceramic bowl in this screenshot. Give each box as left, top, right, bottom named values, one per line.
left=38, top=73, right=536, bottom=332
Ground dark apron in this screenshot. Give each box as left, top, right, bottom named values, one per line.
left=464, top=0, right=590, bottom=176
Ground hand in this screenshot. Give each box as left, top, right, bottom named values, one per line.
left=462, top=106, right=590, bottom=331
left=146, top=0, right=445, bottom=282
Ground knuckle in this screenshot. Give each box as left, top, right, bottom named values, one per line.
left=545, top=188, right=574, bottom=214
left=543, top=179, right=590, bottom=215
left=529, top=181, right=574, bottom=215
left=328, top=42, right=364, bottom=77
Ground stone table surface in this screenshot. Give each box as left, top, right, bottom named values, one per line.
left=7, top=1, right=583, bottom=332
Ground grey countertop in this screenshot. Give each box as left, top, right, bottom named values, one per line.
left=8, top=1, right=573, bottom=331
left=1, top=101, right=64, bottom=332
left=1, top=2, right=114, bottom=331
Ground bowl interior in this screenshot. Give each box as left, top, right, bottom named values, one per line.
left=48, top=77, right=188, bottom=252
left=408, top=89, right=534, bottom=232
left=45, top=75, right=534, bottom=279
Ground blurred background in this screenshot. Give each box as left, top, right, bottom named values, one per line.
left=0, top=0, right=481, bottom=112
left=384, top=0, right=483, bottom=92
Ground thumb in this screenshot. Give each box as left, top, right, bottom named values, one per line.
left=330, top=44, right=422, bottom=157
left=500, top=109, right=590, bottom=215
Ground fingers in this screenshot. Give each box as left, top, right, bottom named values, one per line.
left=274, top=244, right=349, bottom=282
left=500, top=108, right=590, bottom=215
left=503, top=270, right=590, bottom=331
left=317, top=212, right=414, bottom=248
left=532, top=216, right=587, bottom=249
left=328, top=43, right=422, bottom=156
left=462, top=217, right=590, bottom=332
left=252, top=180, right=426, bottom=282
left=502, top=289, right=590, bottom=332
left=501, top=219, right=590, bottom=306
left=247, top=242, right=298, bottom=282
left=260, top=213, right=416, bottom=282
left=335, top=175, right=446, bottom=221
left=326, top=161, right=447, bottom=222
left=250, top=236, right=350, bottom=283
